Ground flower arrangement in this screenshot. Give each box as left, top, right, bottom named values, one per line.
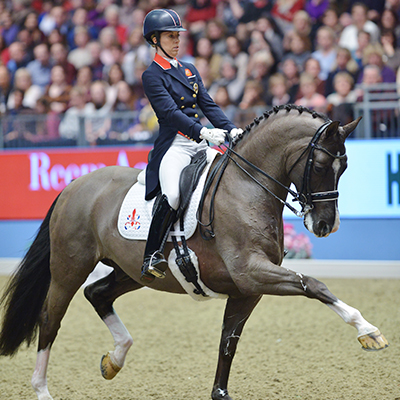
left=283, top=222, right=313, bottom=259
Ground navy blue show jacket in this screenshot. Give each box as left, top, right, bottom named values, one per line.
left=142, top=53, right=236, bottom=200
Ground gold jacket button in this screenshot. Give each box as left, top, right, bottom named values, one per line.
left=194, top=113, right=198, bottom=118
left=181, top=105, right=185, bottom=109
left=181, top=96, right=184, bottom=100
left=193, top=93, right=196, bottom=98
left=192, top=104, right=196, bottom=108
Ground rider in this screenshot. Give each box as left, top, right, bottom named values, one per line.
left=140, top=9, right=243, bottom=283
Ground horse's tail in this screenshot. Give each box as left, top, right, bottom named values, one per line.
left=0, top=193, right=61, bottom=357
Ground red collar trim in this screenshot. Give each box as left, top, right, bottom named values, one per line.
left=154, top=53, right=181, bottom=70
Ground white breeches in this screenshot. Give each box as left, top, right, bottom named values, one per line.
left=159, top=134, right=208, bottom=210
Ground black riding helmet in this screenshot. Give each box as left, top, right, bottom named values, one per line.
left=143, top=9, right=186, bottom=58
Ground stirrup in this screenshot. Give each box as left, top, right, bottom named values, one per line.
left=140, top=251, right=168, bottom=282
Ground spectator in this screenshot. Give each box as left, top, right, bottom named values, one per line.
left=380, top=29, right=400, bottom=72
left=50, top=43, right=77, bottom=85
left=39, top=5, right=68, bottom=37
left=104, top=4, right=128, bottom=46
left=66, top=7, right=98, bottom=50
left=0, top=65, right=11, bottom=114
left=321, top=7, right=343, bottom=40
left=105, top=62, right=125, bottom=105
left=194, top=57, right=214, bottom=90
left=59, top=86, right=93, bottom=141
left=271, top=0, right=306, bottom=35
left=379, top=8, right=400, bottom=44
left=352, top=30, right=371, bottom=67
left=324, top=47, right=359, bottom=96
left=311, top=26, right=338, bottom=80
left=282, top=10, right=312, bottom=52
left=295, top=72, right=327, bottom=113
left=305, top=0, right=330, bottom=23
left=7, top=67, right=42, bottom=110
left=326, top=71, right=357, bottom=124
left=208, top=58, right=245, bottom=105
left=237, top=79, right=267, bottom=126
left=98, top=26, right=119, bottom=67
left=265, top=73, right=291, bottom=107
left=212, top=85, right=236, bottom=123
left=67, top=26, right=93, bottom=69
left=246, top=49, right=275, bottom=98
left=280, top=57, right=301, bottom=102
left=23, top=11, right=44, bottom=47
left=194, top=37, right=223, bottom=82
left=119, top=0, right=136, bottom=28
left=253, top=15, right=284, bottom=61
left=47, top=28, right=67, bottom=47
left=224, top=35, right=249, bottom=81
left=338, top=2, right=380, bottom=52
left=42, top=65, right=72, bottom=114
left=357, top=43, right=397, bottom=83
left=85, top=80, right=112, bottom=144
left=302, top=57, right=326, bottom=96
left=205, top=19, right=228, bottom=55
left=75, top=65, right=93, bottom=102
left=26, top=43, right=52, bottom=91
left=0, top=9, right=20, bottom=47
left=175, top=30, right=195, bottom=64
left=281, top=32, right=312, bottom=72
left=86, top=40, right=105, bottom=81
left=7, top=41, right=29, bottom=85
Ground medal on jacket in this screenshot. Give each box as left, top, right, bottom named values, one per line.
left=193, top=83, right=198, bottom=94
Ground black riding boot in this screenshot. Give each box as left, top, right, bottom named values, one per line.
left=140, top=195, right=176, bottom=283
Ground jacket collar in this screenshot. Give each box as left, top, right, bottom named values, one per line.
left=153, top=53, right=181, bottom=70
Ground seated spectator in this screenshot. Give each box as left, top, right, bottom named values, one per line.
left=301, top=57, right=326, bottom=97
left=75, top=65, right=93, bottom=102
left=311, top=26, right=337, bottom=80
left=66, top=7, right=98, bottom=50
left=321, top=7, right=343, bottom=40
left=47, top=28, right=67, bottom=47
left=379, top=8, right=400, bottom=45
left=42, top=65, right=72, bottom=114
left=23, top=11, right=44, bottom=47
left=338, top=2, right=380, bottom=52
left=99, top=26, right=119, bottom=67
left=246, top=49, right=275, bottom=98
left=50, top=43, right=77, bottom=85
left=205, top=18, right=228, bottom=55
left=357, top=43, right=397, bottom=83
left=7, top=68, right=43, bottom=110
left=279, top=57, right=301, bottom=102
left=194, top=37, right=223, bottom=82
left=85, top=80, right=112, bottom=144
left=26, top=43, right=52, bottom=91
left=281, top=32, right=312, bottom=73
left=105, top=62, right=125, bottom=106
left=282, top=10, right=312, bottom=53
left=295, top=72, right=327, bottom=113
left=7, top=41, right=29, bottom=85
left=122, top=26, right=152, bottom=85
left=212, top=85, right=236, bottom=123
left=326, top=71, right=357, bottom=124
left=0, top=65, right=11, bottom=114
left=104, top=4, right=127, bottom=46
left=86, top=40, right=105, bottom=81
left=380, top=29, right=400, bottom=72
left=0, top=9, right=20, bottom=47
left=237, top=80, right=267, bottom=126
left=39, top=5, right=68, bottom=37
left=352, top=30, right=372, bottom=68
left=265, top=73, right=291, bottom=107
left=59, top=86, right=93, bottom=141
left=253, top=15, right=284, bottom=61
left=194, top=57, right=214, bottom=91
left=324, top=47, right=359, bottom=96
left=67, top=26, right=93, bottom=69
left=224, top=35, right=249, bottom=81
left=271, top=0, right=306, bottom=35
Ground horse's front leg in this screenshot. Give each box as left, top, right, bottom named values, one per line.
left=84, top=267, right=143, bottom=379
left=212, top=295, right=262, bottom=400
left=231, top=255, right=388, bottom=351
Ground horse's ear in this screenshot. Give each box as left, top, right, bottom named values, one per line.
left=341, top=116, right=362, bottom=140
left=324, top=121, right=340, bottom=139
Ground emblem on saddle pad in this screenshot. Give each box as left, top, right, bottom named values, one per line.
left=124, top=209, right=141, bottom=231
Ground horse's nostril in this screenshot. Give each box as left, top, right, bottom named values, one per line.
left=317, top=221, right=331, bottom=237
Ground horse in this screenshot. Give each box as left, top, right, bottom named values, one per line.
left=0, top=105, right=388, bottom=400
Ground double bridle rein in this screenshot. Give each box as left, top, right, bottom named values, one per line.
left=197, top=120, right=347, bottom=240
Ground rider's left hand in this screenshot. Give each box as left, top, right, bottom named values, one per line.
left=229, top=128, right=244, bottom=142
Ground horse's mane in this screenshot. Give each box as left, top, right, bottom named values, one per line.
left=234, top=104, right=330, bottom=147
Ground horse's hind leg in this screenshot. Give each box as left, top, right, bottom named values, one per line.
left=84, top=264, right=143, bottom=379
left=212, top=295, right=262, bottom=400
left=32, top=271, right=90, bottom=400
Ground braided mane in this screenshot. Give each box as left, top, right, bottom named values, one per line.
left=234, top=104, right=330, bottom=147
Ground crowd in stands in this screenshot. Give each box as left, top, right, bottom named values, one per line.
left=1, top=0, right=400, bottom=147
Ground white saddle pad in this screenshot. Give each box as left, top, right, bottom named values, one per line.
left=118, top=148, right=219, bottom=241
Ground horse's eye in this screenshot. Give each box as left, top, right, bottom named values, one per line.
left=313, top=165, right=325, bottom=175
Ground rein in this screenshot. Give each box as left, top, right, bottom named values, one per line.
left=197, top=120, right=346, bottom=240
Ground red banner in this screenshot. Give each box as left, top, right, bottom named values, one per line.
left=0, top=146, right=151, bottom=219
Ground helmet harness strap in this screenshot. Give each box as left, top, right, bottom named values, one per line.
left=154, top=32, right=175, bottom=61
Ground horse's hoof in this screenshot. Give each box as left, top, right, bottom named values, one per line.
left=358, top=330, right=389, bottom=351
left=100, top=352, right=122, bottom=380
left=211, top=388, right=233, bottom=400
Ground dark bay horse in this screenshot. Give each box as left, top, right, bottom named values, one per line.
left=0, top=105, right=388, bottom=400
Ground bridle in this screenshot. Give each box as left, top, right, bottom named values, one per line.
left=197, top=120, right=347, bottom=239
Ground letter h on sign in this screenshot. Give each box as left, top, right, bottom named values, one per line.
left=387, top=153, right=400, bottom=205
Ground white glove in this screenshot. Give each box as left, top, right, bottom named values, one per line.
left=200, top=127, right=227, bottom=146
left=229, top=128, right=244, bottom=141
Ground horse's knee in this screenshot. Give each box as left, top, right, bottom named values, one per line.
left=303, top=276, right=337, bottom=304
left=84, top=280, right=114, bottom=317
